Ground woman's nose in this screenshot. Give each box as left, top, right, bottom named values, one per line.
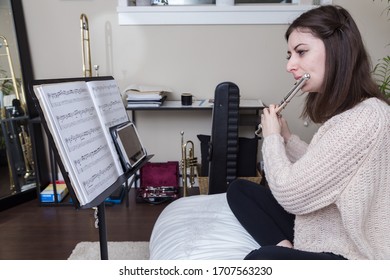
left=286, top=56, right=296, bottom=73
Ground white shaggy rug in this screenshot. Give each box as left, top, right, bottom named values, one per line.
left=68, top=241, right=149, bottom=260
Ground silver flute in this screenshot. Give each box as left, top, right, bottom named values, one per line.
left=255, top=73, right=310, bottom=137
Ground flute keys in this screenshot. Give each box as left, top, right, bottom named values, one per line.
left=255, top=124, right=262, bottom=137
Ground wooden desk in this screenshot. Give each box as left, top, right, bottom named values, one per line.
left=127, top=99, right=265, bottom=126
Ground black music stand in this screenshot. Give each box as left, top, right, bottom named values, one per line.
left=29, top=76, right=152, bottom=260
left=86, top=155, right=152, bottom=259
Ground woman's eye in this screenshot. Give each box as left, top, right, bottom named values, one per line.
left=297, top=50, right=307, bottom=56
left=286, top=54, right=291, bottom=60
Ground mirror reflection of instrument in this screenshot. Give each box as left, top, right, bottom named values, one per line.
left=180, top=131, right=198, bottom=197
left=80, top=13, right=92, bottom=77
left=18, top=125, right=35, bottom=180
left=1, top=35, right=35, bottom=189
left=0, top=35, right=21, bottom=102
left=6, top=100, right=27, bottom=180
left=255, top=73, right=310, bottom=137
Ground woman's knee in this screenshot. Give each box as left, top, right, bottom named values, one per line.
left=227, top=179, right=245, bottom=194
left=228, top=179, right=268, bottom=198
left=227, top=179, right=251, bottom=203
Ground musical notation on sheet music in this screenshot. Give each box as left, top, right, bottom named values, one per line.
left=35, top=81, right=122, bottom=204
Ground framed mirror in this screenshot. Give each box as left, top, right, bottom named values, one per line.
left=0, top=0, right=47, bottom=210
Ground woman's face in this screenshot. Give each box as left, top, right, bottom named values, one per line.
left=286, top=29, right=326, bottom=93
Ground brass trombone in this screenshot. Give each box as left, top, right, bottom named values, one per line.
left=80, top=13, right=92, bottom=77
left=0, top=35, right=22, bottom=103
left=180, top=131, right=198, bottom=197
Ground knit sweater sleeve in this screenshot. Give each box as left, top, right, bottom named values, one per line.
left=262, top=102, right=381, bottom=215
left=285, top=134, right=308, bottom=162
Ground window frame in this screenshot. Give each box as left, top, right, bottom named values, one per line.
left=117, top=0, right=332, bottom=25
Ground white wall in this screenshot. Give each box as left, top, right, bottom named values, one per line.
left=22, top=0, right=389, bottom=163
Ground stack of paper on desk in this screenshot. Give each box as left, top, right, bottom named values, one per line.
left=125, top=85, right=171, bottom=108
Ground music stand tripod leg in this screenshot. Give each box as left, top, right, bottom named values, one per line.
left=96, top=203, right=109, bottom=260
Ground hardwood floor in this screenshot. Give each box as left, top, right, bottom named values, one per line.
left=0, top=164, right=12, bottom=198
left=0, top=188, right=169, bottom=260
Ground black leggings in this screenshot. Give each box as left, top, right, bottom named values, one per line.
left=227, top=179, right=347, bottom=260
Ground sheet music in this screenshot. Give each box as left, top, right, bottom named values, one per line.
left=34, top=81, right=121, bottom=206
left=87, top=79, right=129, bottom=173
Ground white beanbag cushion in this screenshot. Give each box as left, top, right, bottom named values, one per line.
left=149, top=193, right=260, bottom=260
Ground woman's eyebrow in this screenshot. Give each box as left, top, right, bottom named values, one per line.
left=287, top=43, right=308, bottom=55
left=293, top=43, right=306, bottom=50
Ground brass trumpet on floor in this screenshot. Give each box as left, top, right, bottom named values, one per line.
left=180, top=131, right=198, bottom=197
left=255, top=73, right=310, bottom=136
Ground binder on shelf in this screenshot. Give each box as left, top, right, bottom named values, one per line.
left=125, top=84, right=170, bottom=108
left=126, top=94, right=167, bottom=108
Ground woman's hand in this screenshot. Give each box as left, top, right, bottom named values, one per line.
left=261, top=104, right=281, bottom=137
left=261, top=104, right=292, bottom=141
left=279, top=117, right=292, bottom=143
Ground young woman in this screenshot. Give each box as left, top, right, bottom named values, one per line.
left=227, top=5, right=390, bottom=260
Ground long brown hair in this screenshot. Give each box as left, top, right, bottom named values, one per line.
left=285, top=5, right=389, bottom=124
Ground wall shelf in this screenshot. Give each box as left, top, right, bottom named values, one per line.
left=116, top=4, right=320, bottom=25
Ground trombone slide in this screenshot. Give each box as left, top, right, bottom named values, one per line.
left=0, top=35, right=21, bottom=102
left=80, top=14, right=92, bottom=77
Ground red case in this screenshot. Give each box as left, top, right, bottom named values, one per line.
left=137, top=161, right=180, bottom=204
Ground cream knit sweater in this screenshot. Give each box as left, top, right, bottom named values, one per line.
left=262, top=98, right=390, bottom=259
